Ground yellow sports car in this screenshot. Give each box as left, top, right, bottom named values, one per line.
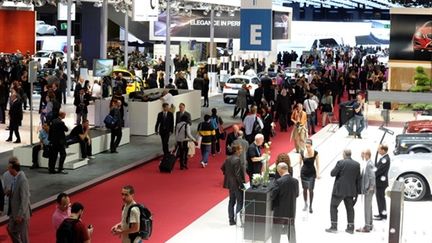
left=112, top=69, right=148, bottom=94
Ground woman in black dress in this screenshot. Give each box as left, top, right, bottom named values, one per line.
left=299, top=139, right=320, bottom=213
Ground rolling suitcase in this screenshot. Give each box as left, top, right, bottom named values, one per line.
left=159, top=153, right=176, bottom=173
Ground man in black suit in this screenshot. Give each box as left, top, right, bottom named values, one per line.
left=68, top=119, right=93, bottom=160
left=271, top=162, right=299, bottom=243
left=109, top=100, right=123, bottom=153
left=175, top=103, right=191, bottom=125
left=155, top=103, right=174, bottom=155
left=73, top=88, right=90, bottom=125
left=48, top=111, right=69, bottom=174
left=326, top=149, right=361, bottom=234
left=225, top=124, right=240, bottom=155
left=221, top=144, right=245, bottom=226
left=374, top=144, right=390, bottom=221
left=6, top=93, right=23, bottom=143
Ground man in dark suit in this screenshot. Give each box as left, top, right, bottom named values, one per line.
left=221, top=144, right=245, bottom=226
left=6, top=93, right=23, bottom=143
left=73, top=88, right=90, bottom=125
left=271, top=162, right=299, bottom=243
left=175, top=103, right=191, bottom=125
left=48, top=111, right=69, bottom=174
left=7, top=157, right=31, bottom=243
left=155, top=103, right=174, bottom=155
left=374, top=144, right=390, bottom=221
left=326, top=149, right=361, bottom=234
left=109, top=100, right=123, bottom=153
left=225, top=124, right=240, bottom=155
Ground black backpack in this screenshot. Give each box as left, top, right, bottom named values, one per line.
left=56, top=218, right=79, bottom=243
left=126, top=204, right=153, bottom=241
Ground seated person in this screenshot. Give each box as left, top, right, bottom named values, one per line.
left=31, top=123, right=50, bottom=169
left=68, top=119, right=94, bottom=160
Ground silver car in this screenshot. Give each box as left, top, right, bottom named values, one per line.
left=388, top=154, right=432, bottom=201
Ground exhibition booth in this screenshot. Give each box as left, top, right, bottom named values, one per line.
left=129, top=89, right=202, bottom=136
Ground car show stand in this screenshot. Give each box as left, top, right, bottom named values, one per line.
left=13, top=128, right=130, bottom=169
left=128, top=89, right=201, bottom=136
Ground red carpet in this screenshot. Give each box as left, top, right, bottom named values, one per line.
left=0, top=117, right=326, bottom=242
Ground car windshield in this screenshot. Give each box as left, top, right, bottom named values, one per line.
left=227, top=78, right=249, bottom=84
left=35, top=52, right=50, bottom=58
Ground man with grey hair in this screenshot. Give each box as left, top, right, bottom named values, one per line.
left=246, top=134, right=265, bottom=182
left=232, top=130, right=249, bottom=170
left=356, top=149, right=375, bottom=233
left=326, top=149, right=361, bottom=234
left=271, top=162, right=299, bottom=243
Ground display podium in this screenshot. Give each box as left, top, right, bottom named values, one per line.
left=244, top=186, right=273, bottom=242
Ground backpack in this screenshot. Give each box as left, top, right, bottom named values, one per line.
left=56, top=218, right=79, bottom=243
left=210, top=116, right=219, bottom=130
left=126, top=204, right=153, bottom=241
left=104, top=114, right=118, bottom=129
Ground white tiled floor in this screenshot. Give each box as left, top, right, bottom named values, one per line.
left=167, top=125, right=432, bottom=243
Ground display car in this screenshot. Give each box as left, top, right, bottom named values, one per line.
left=36, top=20, right=57, bottom=36
left=412, top=21, right=432, bottom=54
left=388, top=153, right=432, bottom=201
left=34, top=50, right=65, bottom=67
left=222, top=75, right=260, bottom=104
left=394, top=120, right=432, bottom=155
left=112, top=69, right=147, bottom=95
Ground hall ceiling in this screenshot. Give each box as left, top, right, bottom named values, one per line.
left=275, top=0, right=401, bottom=9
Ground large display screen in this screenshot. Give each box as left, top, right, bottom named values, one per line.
left=93, top=59, right=114, bottom=77
left=0, top=10, right=35, bottom=54
left=154, top=10, right=241, bottom=39
left=389, top=14, right=432, bottom=61
left=273, top=11, right=291, bottom=40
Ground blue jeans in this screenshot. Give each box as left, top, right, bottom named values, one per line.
left=345, top=117, right=355, bottom=135
left=201, top=144, right=211, bottom=164
left=354, top=115, right=365, bottom=135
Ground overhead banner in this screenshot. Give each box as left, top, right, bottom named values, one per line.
left=240, top=0, right=272, bottom=51
left=133, top=0, right=159, bottom=21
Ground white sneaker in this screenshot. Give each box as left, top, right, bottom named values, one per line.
left=88, top=156, right=96, bottom=159
left=201, top=161, right=206, bottom=168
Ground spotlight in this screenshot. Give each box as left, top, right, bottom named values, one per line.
left=34, top=0, right=46, bottom=7
left=13, top=0, right=19, bottom=5
left=229, top=10, right=235, bottom=17
left=215, top=11, right=222, bottom=17
left=47, top=0, right=56, bottom=6
left=93, top=0, right=102, bottom=7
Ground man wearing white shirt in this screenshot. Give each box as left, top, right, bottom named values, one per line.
left=303, top=93, right=318, bottom=134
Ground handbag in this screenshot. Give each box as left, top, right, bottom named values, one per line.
left=187, top=140, right=196, bottom=157
left=42, top=144, right=51, bottom=158
left=104, top=114, right=118, bottom=129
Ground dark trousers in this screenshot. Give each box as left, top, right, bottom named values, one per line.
left=203, top=94, right=209, bottom=106
left=160, top=132, right=170, bottom=155
left=177, top=141, right=188, bottom=169
left=49, top=144, right=66, bottom=172
left=110, top=128, right=122, bottom=152
left=62, top=90, right=66, bottom=104
left=330, top=195, right=355, bottom=226
left=278, top=112, right=290, bottom=131
left=307, top=113, right=316, bottom=134
left=272, top=218, right=296, bottom=243
left=233, top=107, right=246, bottom=119
left=228, top=188, right=244, bottom=222
left=376, top=186, right=387, bottom=218
left=0, top=104, right=5, bottom=123
left=211, top=133, right=220, bottom=155
left=8, top=124, right=20, bottom=142
left=79, top=139, right=92, bottom=159
left=32, top=144, right=42, bottom=166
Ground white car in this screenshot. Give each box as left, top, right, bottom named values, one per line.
left=36, top=20, right=57, bottom=36
left=222, top=75, right=260, bottom=104
left=34, top=50, right=65, bottom=67
left=388, top=153, right=432, bottom=201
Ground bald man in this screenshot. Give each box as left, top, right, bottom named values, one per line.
left=225, top=124, right=240, bottom=155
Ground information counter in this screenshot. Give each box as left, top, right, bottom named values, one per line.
left=129, top=89, right=201, bottom=136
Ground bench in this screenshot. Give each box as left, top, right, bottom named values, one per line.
left=13, top=127, right=130, bottom=170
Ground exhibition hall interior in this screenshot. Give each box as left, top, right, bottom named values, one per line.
left=0, top=0, right=431, bottom=242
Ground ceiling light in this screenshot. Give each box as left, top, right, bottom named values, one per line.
left=215, top=11, right=222, bottom=17
left=93, top=0, right=102, bottom=7
left=34, top=0, right=46, bottom=7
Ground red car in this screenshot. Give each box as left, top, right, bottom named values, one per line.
left=412, top=21, right=432, bottom=53
left=404, top=120, right=432, bottom=134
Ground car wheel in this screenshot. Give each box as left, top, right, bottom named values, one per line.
left=409, top=148, right=429, bottom=154
left=223, top=96, right=230, bottom=104
left=401, top=173, right=427, bottom=201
